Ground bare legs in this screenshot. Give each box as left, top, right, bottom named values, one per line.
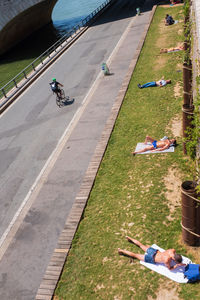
left=118, top=236, right=150, bottom=261
left=131, top=136, right=155, bottom=155
left=125, top=236, right=149, bottom=251
left=131, top=146, right=154, bottom=155
left=118, top=248, right=144, bottom=261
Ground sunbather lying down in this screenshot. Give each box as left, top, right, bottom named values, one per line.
left=132, top=135, right=176, bottom=155
left=118, top=236, right=184, bottom=270
left=138, top=79, right=171, bottom=88
left=160, top=44, right=184, bottom=53
left=119, top=236, right=200, bottom=283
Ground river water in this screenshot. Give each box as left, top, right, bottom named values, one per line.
left=52, top=0, right=107, bottom=37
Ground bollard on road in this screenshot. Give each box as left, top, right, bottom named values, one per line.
left=102, top=63, right=110, bottom=75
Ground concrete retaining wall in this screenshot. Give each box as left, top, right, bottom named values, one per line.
left=192, top=0, right=200, bottom=177
left=193, top=0, right=200, bottom=51
left=0, top=0, right=58, bottom=55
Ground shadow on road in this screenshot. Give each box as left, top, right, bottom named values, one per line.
left=62, top=98, right=75, bottom=107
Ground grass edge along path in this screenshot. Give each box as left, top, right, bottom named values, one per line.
left=54, top=5, right=200, bottom=300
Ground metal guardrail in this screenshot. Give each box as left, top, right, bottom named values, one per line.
left=0, top=0, right=114, bottom=106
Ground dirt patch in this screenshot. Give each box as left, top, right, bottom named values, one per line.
left=148, top=280, right=180, bottom=300
left=156, top=22, right=176, bottom=66
left=176, top=63, right=183, bottom=75
left=178, top=29, right=183, bottom=35
left=166, top=114, right=182, bottom=137
left=149, top=287, right=180, bottom=300
left=171, top=116, right=182, bottom=137
left=179, top=236, right=200, bottom=263
left=94, top=284, right=105, bottom=292
left=157, top=36, right=167, bottom=48
left=177, top=63, right=182, bottom=70
left=102, top=257, right=112, bottom=264
left=154, top=56, right=167, bottom=70
left=156, top=19, right=171, bottom=48
left=156, top=24, right=167, bottom=49
left=164, top=167, right=182, bottom=219
left=114, top=296, right=122, bottom=300
left=174, top=82, right=182, bottom=98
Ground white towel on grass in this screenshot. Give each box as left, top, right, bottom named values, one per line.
left=140, top=244, right=192, bottom=283
left=135, top=143, right=174, bottom=154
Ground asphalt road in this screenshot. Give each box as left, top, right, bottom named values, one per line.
left=0, top=0, right=154, bottom=299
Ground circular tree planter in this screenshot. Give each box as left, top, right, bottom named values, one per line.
left=183, top=61, right=192, bottom=96
left=181, top=181, right=200, bottom=246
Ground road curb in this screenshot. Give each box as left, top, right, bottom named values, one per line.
left=35, top=4, right=157, bottom=300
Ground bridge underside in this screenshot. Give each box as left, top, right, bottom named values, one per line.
left=0, top=0, right=57, bottom=55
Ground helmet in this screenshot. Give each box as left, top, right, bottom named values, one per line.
left=52, top=78, right=56, bottom=82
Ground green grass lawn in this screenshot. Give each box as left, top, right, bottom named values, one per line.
left=54, top=5, right=200, bottom=300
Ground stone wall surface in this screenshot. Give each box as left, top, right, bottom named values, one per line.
left=193, top=0, right=200, bottom=81
left=194, top=0, right=200, bottom=51
left=0, top=0, right=58, bottom=54
left=0, top=0, right=42, bottom=28
left=192, top=0, right=200, bottom=174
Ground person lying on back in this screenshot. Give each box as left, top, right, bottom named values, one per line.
left=132, top=135, right=176, bottom=155
left=138, top=79, right=171, bottom=89
left=160, top=44, right=184, bottom=53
